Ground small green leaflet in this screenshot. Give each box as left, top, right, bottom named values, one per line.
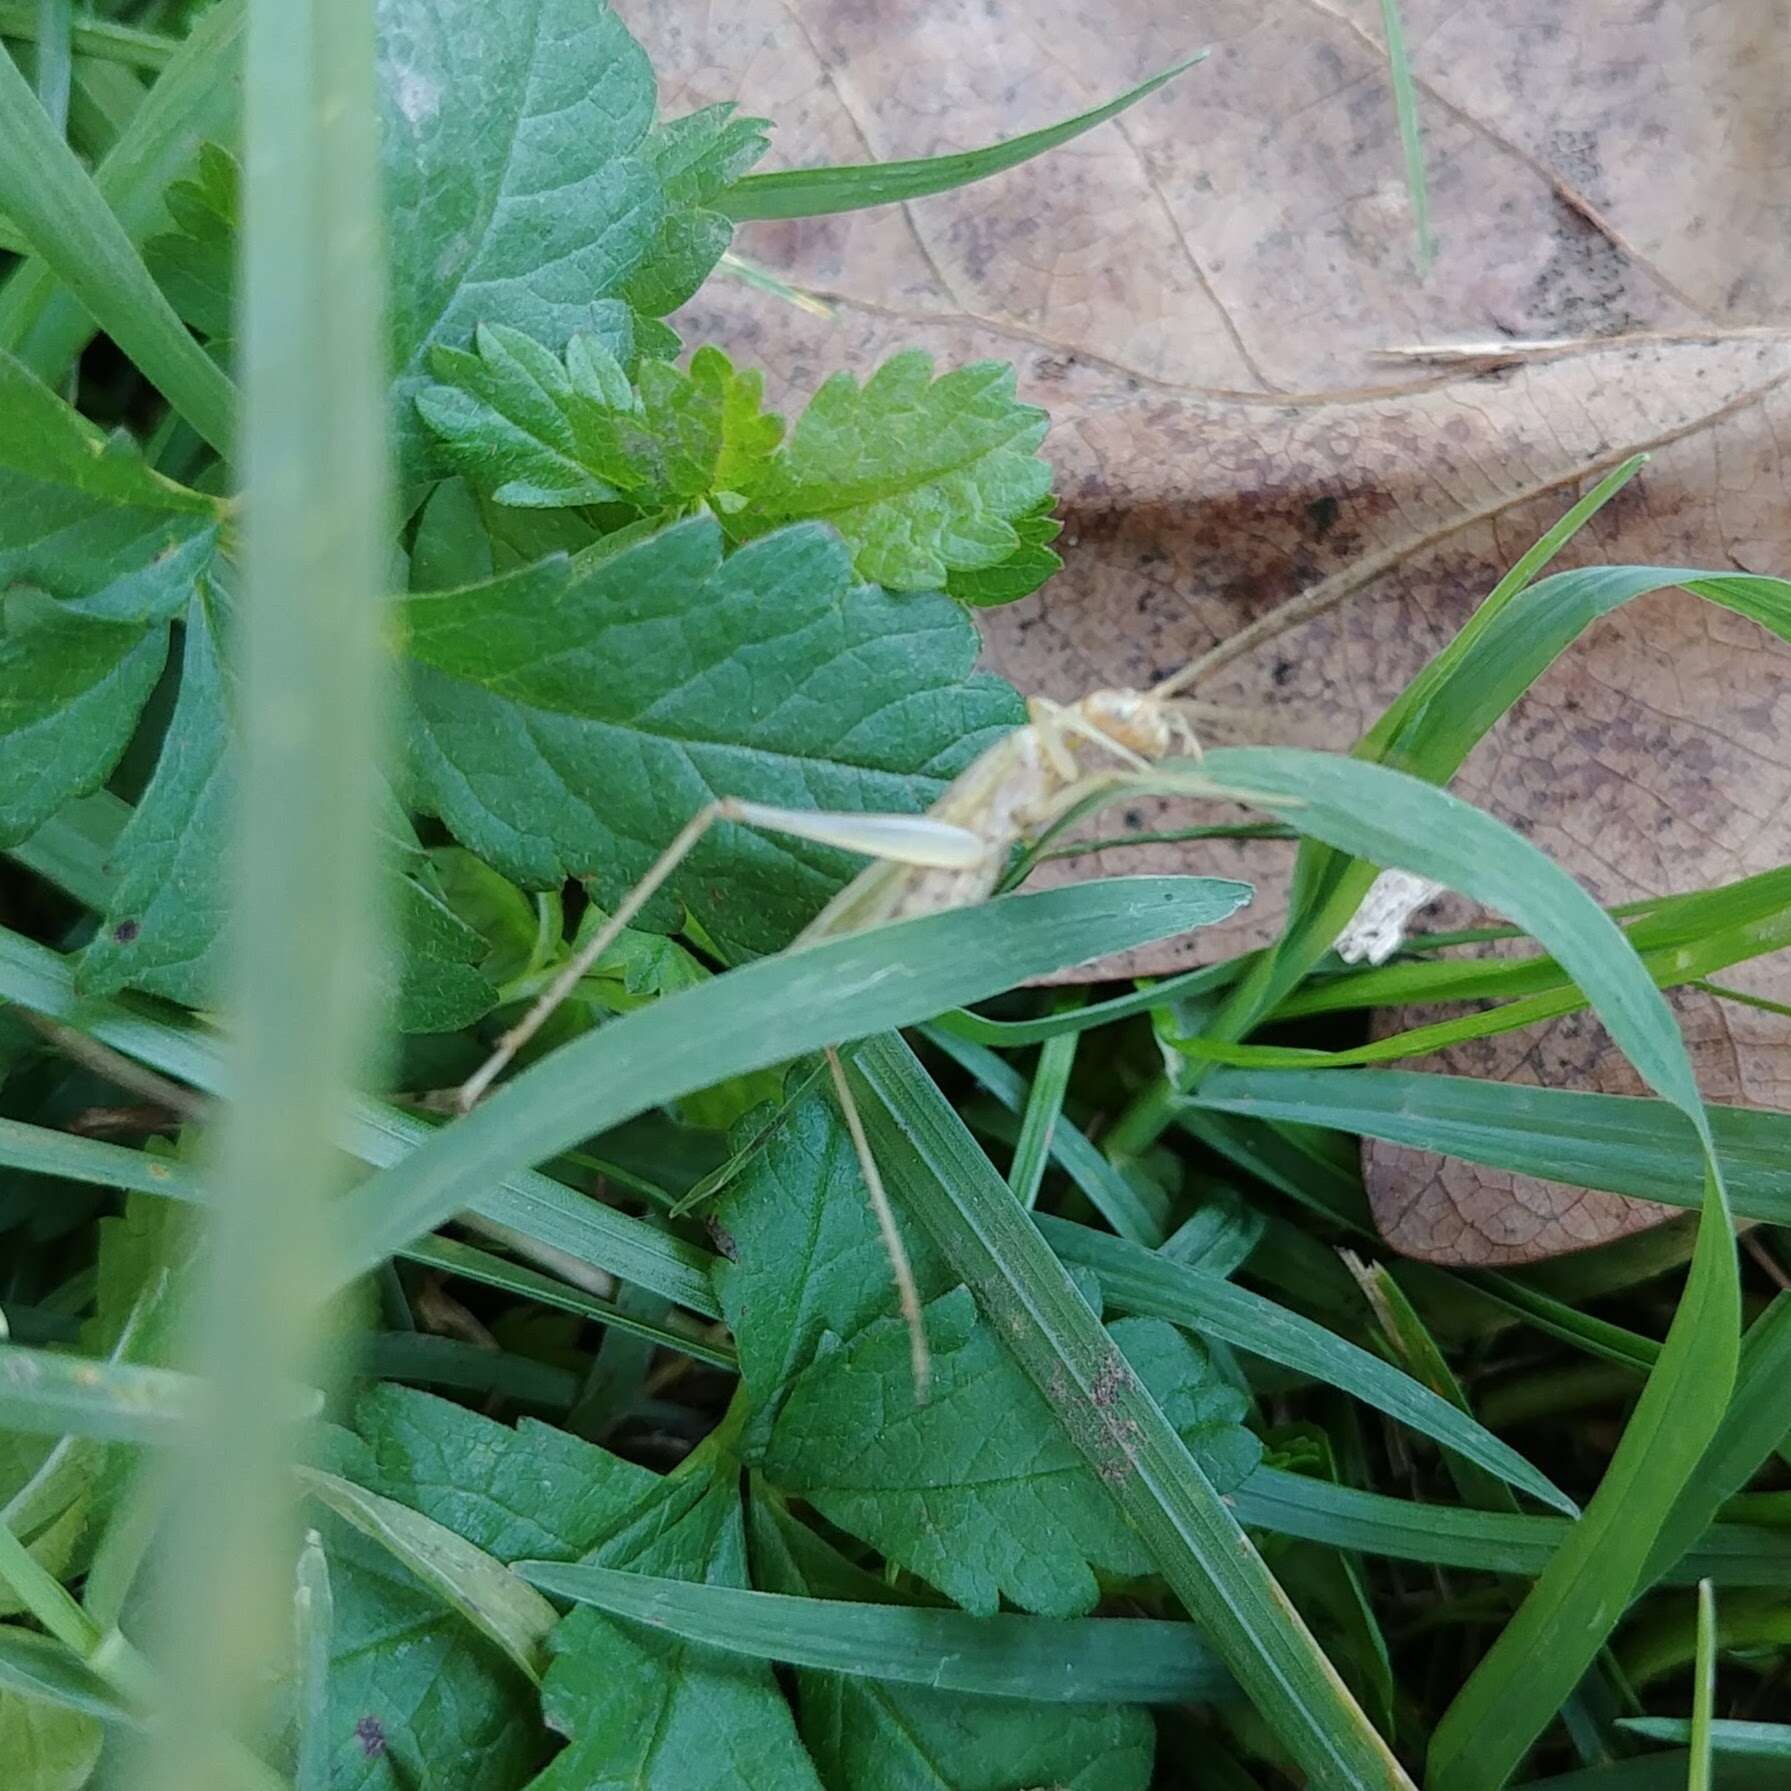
left=378, top=0, right=768, bottom=488
left=946, top=497, right=1064, bottom=607
left=716, top=1096, right=1261, bottom=1617
left=729, top=348, right=1053, bottom=591
left=417, top=324, right=781, bottom=512
left=0, top=1682, right=101, bottom=1791
left=399, top=515, right=1024, bottom=962
left=142, top=141, right=237, bottom=342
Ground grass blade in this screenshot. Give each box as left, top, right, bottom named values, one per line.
left=1616, top=1721, right=1791, bottom=1760
left=0, top=1629, right=132, bottom=1725
left=1043, top=1219, right=1574, bottom=1514
left=292, top=1532, right=332, bottom=1791
left=328, top=876, right=1249, bottom=1286
left=1188, top=1068, right=1791, bottom=1224
left=0, top=5, right=176, bottom=71
left=718, top=56, right=1203, bottom=220
left=0, top=27, right=234, bottom=447
left=0, top=1341, right=199, bottom=1445
left=515, top=1560, right=1236, bottom=1704
left=1691, top=1580, right=1718, bottom=1791
left=0, top=0, right=241, bottom=381
left=143, top=0, right=389, bottom=1781
left=1007, top=1009, right=1080, bottom=1209
left=1378, top=0, right=1431, bottom=270
left=1172, top=746, right=1738, bottom=1791
left=1228, top=1470, right=1791, bottom=1589
left=849, top=1032, right=1416, bottom=1791
left=31, top=0, right=71, bottom=135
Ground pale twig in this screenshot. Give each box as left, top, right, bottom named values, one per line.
left=15, top=1009, right=205, bottom=1121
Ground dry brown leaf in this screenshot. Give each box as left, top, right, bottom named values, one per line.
left=634, top=0, right=1791, bottom=1263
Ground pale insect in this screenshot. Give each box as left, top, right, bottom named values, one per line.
left=455, top=684, right=1254, bottom=1395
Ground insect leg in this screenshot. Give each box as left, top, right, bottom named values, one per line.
left=826, top=1045, right=931, bottom=1401
left=456, top=798, right=990, bottom=1111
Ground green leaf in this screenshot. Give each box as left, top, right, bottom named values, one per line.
left=944, top=498, right=1063, bottom=606
left=718, top=57, right=1201, bottom=221
left=0, top=0, right=243, bottom=385
left=379, top=0, right=710, bottom=488
left=767, top=1293, right=1258, bottom=1618
left=417, top=326, right=782, bottom=514
left=1616, top=1720, right=1791, bottom=1760
left=141, top=139, right=237, bottom=340
left=0, top=1675, right=102, bottom=1791
left=527, top=1461, right=824, bottom=1791
left=0, top=588, right=167, bottom=848
left=730, top=350, right=1052, bottom=591
left=399, top=515, right=1025, bottom=961
left=306, top=1510, right=544, bottom=1791
left=0, top=348, right=218, bottom=622
left=619, top=104, right=770, bottom=317
left=76, top=595, right=232, bottom=1005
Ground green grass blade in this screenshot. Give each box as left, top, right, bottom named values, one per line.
left=1519, top=1754, right=1785, bottom=1790
left=1690, top=1580, right=1717, bottom=1791
left=0, top=0, right=241, bottom=380
left=0, top=5, right=174, bottom=69
left=1616, top=1721, right=1791, bottom=1760
left=31, top=0, right=71, bottom=134
left=849, top=1033, right=1416, bottom=1791
left=328, top=876, right=1249, bottom=1287
left=515, top=1560, right=1236, bottom=1704
left=1378, top=0, right=1431, bottom=270
left=292, top=1533, right=332, bottom=1791
left=1176, top=746, right=1738, bottom=1791
left=296, top=1468, right=555, bottom=1684
left=718, top=56, right=1203, bottom=220
left=924, top=1026, right=1169, bottom=1244
left=0, top=924, right=722, bottom=1316
left=1044, top=1219, right=1574, bottom=1513
left=143, top=0, right=389, bottom=1781
left=1228, top=1469, right=1791, bottom=1589
left=0, top=28, right=233, bottom=448
left=1188, top=1068, right=1791, bottom=1225
left=0, top=1629, right=132, bottom=1725
left=1007, top=1012, right=1079, bottom=1209
left=1641, top=1295, right=1791, bottom=1587
left=0, top=1341, right=199, bottom=1445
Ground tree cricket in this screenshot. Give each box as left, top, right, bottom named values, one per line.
left=455, top=683, right=1274, bottom=1395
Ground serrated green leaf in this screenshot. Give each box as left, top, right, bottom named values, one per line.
left=528, top=1462, right=824, bottom=1791
left=417, top=326, right=781, bottom=517
left=399, top=515, right=1023, bottom=961
left=945, top=499, right=1064, bottom=606
left=380, top=0, right=705, bottom=489
left=0, top=588, right=167, bottom=848
left=718, top=1095, right=1258, bottom=1616
left=619, top=104, right=770, bottom=318
left=0, top=348, right=217, bottom=623
left=141, top=140, right=237, bottom=340
left=731, top=349, right=1052, bottom=590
